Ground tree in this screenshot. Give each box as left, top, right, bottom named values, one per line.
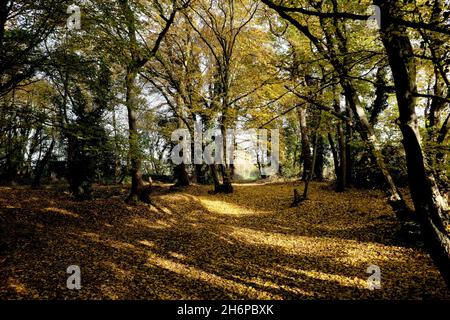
left=83, top=0, right=190, bottom=203
left=376, top=0, right=450, bottom=285
left=185, top=0, right=256, bottom=193
left=0, top=0, right=71, bottom=97
left=261, top=0, right=410, bottom=216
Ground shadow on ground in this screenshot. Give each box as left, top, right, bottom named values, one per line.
left=0, top=182, right=448, bottom=299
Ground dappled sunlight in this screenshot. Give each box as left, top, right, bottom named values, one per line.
left=79, top=231, right=101, bottom=241
left=338, top=245, right=409, bottom=265
left=0, top=183, right=448, bottom=299
left=286, top=268, right=367, bottom=290
left=229, top=226, right=420, bottom=266
left=7, top=278, right=29, bottom=296
left=231, top=273, right=316, bottom=298
left=129, top=217, right=171, bottom=230
left=1, top=0, right=450, bottom=302
left=168, top=251, right=186, bottom=260
left=138, top=240, right=156, bottom=248
left=41, top=207, right=80, bottom=218
left=106, top=239, right=136, bottom=251
left=199, top=198, right=257, bottom=216
left=145, top=252, right=277, bottom=299
left=149, top=204, right=173, bottom=215
left=101, top=261, right=133, bottom=282
left=159, top=194, right=196, bottom=202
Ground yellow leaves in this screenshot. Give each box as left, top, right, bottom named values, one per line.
left=138, top=240, right=155, bottom=248
left=0, top=183, right=448, bottom=299
left=7, top=278, right=28, bottom=296
left=199, top=198, right=256, bottom=216
left=294, top=269, right=367, bottom=290
left=41, top=207, right=80, bottom=218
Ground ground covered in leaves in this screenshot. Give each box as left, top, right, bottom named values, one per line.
left=0, top=182, right=449, bottom=299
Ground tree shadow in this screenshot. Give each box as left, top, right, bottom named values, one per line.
left=0, top=183, right=448, bottom=299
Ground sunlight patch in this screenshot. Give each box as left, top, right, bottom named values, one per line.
left=138, top=240, right=155, bottom=248
left=79, top=231, right=100, bottom=241
left=42, top=207, right=79, bottom=218
left=229, top=226, right=407, bottom=266
left=130, top=217, right=171, bottom=229
left=101, top=261, right=132, bottom=281
left=199, top=198, right=255, bottom=216
left=232, top=274, right=315, bottom=297
left=286, top=267, right=367, bottom=289
left=107, top=239, right=136, bottom=251
left=168, top=251, right=186, bottom=260
left=145, top=252, right=277, bottom=299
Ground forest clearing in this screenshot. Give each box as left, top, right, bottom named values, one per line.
left=0, top=182, right=448, bottom=299
left=1, top=0, right=450, bottom=304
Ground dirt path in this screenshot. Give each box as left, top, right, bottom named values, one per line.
left=0, top=182, right=448, bottom=299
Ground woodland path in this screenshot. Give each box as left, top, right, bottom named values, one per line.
left=0, top=182, right=448, bottom=299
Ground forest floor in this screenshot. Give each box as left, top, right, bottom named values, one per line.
left=0, top=181, right=449, bottom=299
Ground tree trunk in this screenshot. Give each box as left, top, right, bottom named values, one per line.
left=297, top=105, right=312, bottom=181
left=220, top=164, right=233, bottom=193
left=313, top=135, right=325, bottom=181
left=377, top=0, right=450, bottom=285
left=329, top=132, right=346, bottom=192
left=370, top=67, right=390, bottom=125
left=341, top=79, right=407, bottom=209
left=174, top=163, right=190, bottom=187
left=328, top=133, right=339, bottom=179
left=194, top=164, right=207, bottom=184
left=322, top=17, right=407, bottom=211
left=345, top=107, right=352, bottom=187
left=112, top=106, right=121, bottom=184
left=209, top=164, right=221, bottom=191
left=337, top=124, right=347, bottom=191
left=173, top=95, right=190, bottom=187
left=124, top=68, right=150, bottom=204
left=32, top=139, right=55, bottom=188
left=303, top=111, right=322, bottom=199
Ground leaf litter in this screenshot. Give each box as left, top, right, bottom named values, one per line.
left=0, top=182, right=448, bottom=299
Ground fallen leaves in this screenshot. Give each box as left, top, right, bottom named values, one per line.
left=0, top=182, right=448, bottom=299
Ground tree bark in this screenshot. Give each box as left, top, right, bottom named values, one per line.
left=321, top=6, right=408, bottom=213
left=370, top=67, right=390, bottom=125
left=32, top=139, right=55, bottom=188
left=173, top=96, right=190, bottom=187
left=119, top=0, right=179, bottom=203
left=345, top=107, right=352, bottom=187
left=329, top=131, right=346, bottom=192
left=303, top=111, right=322, bottom=199
left=124, top=68, right=150, bottom=204
left=313, top=135, right=325, bottom=181
left=341, top=78, right=407, bottom=211
left=220, top=164, right=233, bottom=193
left=297, top=105, right=312, bottom=181
left=173, top=163, right=190, bottom=187
left=328, top=133, right=339, bottom=180
left=209, top=164, right=221, bottom=192
left=376, top=0, right=450, bottom=285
